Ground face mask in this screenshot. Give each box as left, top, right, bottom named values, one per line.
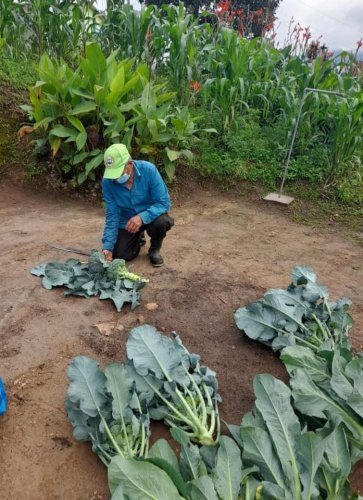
left=116, top=172, right=130, bottom=184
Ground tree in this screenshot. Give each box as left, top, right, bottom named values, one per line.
left=215, top=0, right=281, bottom=37
left=140, top=0, right=282, bottom=37
left=140, top=0, right=211, bottom=17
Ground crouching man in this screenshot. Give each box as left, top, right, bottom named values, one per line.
left=101, top=144, right=174, bottom=267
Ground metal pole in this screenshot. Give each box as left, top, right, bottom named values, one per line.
left=278, top=87, right=344, bottom=198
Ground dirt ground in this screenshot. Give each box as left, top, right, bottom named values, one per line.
left=0, top=180, right=362, bottom=500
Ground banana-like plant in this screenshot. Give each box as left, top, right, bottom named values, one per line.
left=22, top=42, right=214, bottom=183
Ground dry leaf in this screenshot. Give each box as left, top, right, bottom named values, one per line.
left=94, top=321, right=115, bottom=336
left=145, top=303, right=159, bottom=311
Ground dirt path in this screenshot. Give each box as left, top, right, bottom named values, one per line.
left=0, top=182, right=362, bottom=499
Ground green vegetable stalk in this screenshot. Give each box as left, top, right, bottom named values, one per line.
left=127, top=325, right=221, bottom=446
left=65, top=357, right=150, bottom=465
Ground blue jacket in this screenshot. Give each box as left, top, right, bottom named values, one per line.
left=102, top=160, right=171, bottom=251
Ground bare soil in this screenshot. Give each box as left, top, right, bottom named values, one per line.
left=0, top=181, right=362, bottom=499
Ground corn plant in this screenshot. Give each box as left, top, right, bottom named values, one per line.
left=326, top=92, right=363, bottom=184
left=100, top=3, right=154, bottom=65
left=2, top=1, right=362, bottom=188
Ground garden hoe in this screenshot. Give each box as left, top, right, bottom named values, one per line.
left=48, top=243, right=91, bottom=256
left=264, top=87, right=344, bottom=205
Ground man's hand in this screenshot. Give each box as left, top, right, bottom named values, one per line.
left=102, top=250, right=113, bottom=261
left=126, top=215, right=142, bottom=234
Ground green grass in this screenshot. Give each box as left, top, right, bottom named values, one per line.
left=192, top=112, right=338, bottom=187
left=0, top=57, right=37, bottom=89
left=282, top=182, right=363, bottom=244
left=0, top=58, right=36, bottom=178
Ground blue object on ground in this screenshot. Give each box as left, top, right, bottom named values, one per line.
left=0, top=378, right=7, bottom=415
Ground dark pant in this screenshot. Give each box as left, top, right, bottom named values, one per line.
left=113, top=213, right=174, bottom=261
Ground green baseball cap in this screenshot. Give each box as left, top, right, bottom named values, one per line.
left=103, top=144, right=130, bottom=179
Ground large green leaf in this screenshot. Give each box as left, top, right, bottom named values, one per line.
left=141, top=83, right=156, bottom=115
left=291, top=266, right=317, bottom=285
left=347, top=377, right=363, bottom=419
left=77, top=152, right=104, bottom=184
left=240, top=415, right=285, bottom=488
left=43, top=261, right=74, bottom=287
left=67, top=356, right=107, bottom=418
left=85, top=42, right=107, bottom=78
left=30, top=263, right=47, bottom=277
left=119, top=75, right=140, bottom=99
left=171, top=428, right=208, bottom=482
left=330, top=350, right=363, bottom=419
left=70, top=101, right=97, bottom=115
left=290, top=369, right=363, bottom=441
left=190, top=476, right=218, bottom=500
left=148, top=439, right=179, bottom=470
left=234, top=302, right=279, bottom=341
left=108, top=456, right=184, bottom=499
left=299, top=431, right=327, bottom=500
left=127, top=325, right=184, bottom=381
left=76, top=132, right=87, bottom=151
left=254, top=374, right=302, bottom=498
left=144, top=456, right=188, bottom=498
left=67, top=115, right=86, bottom=133
left=331, top=350, right=353, bottom=400
left=105, top=364, right=131, bottom=419
left=263, top=289, right=306, bottom=333
left=212, top=436, right=242, bottom=500
left=165, top=147, right=181, bottom=162
left=164, top=161, right=176, bottom=181
left=281, top=346, right=329, bottom=383
left=106, top=66, right=125, bottom=105
left=49, top=125, right=78, bottom=138
left=65, top=398, right=96, bottom=441
left=99, top=288, right=133, bottom=312
left=316, top=425, right=351, bottom=500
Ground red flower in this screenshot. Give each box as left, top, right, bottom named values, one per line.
left=216, top=0, right=231, bottom=14
left=146, top=29, right=152, bottom=41
left=190, top=81, right=202, bottom=92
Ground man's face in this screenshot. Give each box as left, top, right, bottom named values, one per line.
left=122, top=159, right=133, bottom=177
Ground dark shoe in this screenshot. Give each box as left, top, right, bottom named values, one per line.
left=139, top=232, right=146, bottom=247
left=149, top=248, right=164, bottom=267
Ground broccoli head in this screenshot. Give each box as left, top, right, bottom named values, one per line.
left=88, top=250, right=108, bottom=276
left=106, top=259, right=126, bottom=281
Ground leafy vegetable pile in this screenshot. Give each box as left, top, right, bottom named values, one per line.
left=233, top=266, right=363, bottom=499
left=235, top=265, right=353, bottom=352
left=127, top=325, right=221, bottom=446
left=107, top=374, right=362, bottom=499
left=66, top=326, right=222, bottom=496
left=31, top=250, right=148, bottom=311
left=65, top=266, right=363, bottom=499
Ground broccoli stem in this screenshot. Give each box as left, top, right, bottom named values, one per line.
left=100, top=414, right=125, bottom=458
left=186, top=370, right=208, bottom=428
